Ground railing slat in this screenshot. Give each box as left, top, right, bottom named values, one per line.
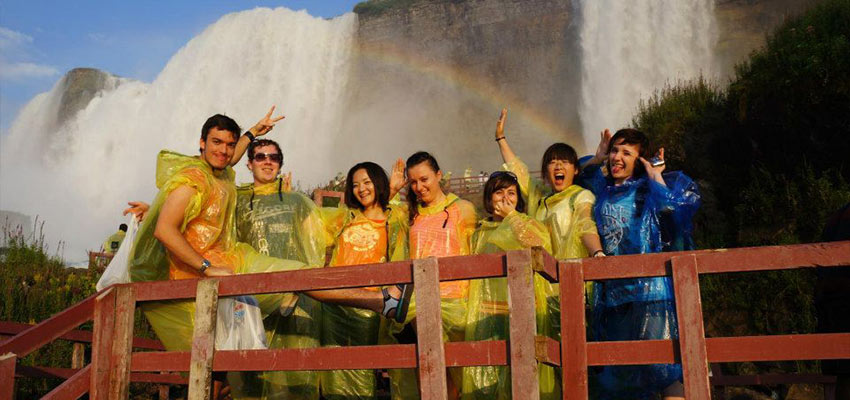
left=188, top=278, right=219, bottom=400
left=1, top=352, right=15, bottom=399
left=413, top=257, right=448, bottom=400
left=0, top=293, right=98, bottom=357
left=109, top=285, right=137, bottom=399
left=706, top=333, right=850, bottom=362
left=559, top=259, right=588, bottom=400
left=587, top=340, right=678, bottom=365
left=0, top=321, right=164, bottom=350
left=506, top=249, right=540, bottom=400
left=131, top=341, right=510, bottom=372
left=672, top=255, right=711, bottom=400
left=90, top=288, right=116, bottom=400
left=42, top=364, right=91, bottom=400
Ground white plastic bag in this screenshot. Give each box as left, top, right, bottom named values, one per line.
left=215, top=295, right=268, bottom=350
left=96, top=214, right=139, bottom=291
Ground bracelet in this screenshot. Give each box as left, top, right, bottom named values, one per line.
left=495, top=137, right=506, bottom=142
left=244, top=131, right=256, bottom=142
left=592, top=250, right=605, bottom=257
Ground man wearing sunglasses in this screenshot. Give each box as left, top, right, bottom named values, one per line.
left=234, top=138, right=327, bottom=399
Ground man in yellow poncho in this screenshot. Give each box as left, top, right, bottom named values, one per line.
left=234, top=138, right=326, bottom=400
left=127, top=111, right=410, bottom=399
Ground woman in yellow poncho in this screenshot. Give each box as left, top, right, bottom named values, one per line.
left=492, top=109, right=605, bottom=399
left=389, top=151, right=479, bottom=400
left=462, top=171, right=553, bottom=400
left=318, top=161, right=409, bottom=400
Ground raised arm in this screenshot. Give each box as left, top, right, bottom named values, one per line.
left=580, top=129, right=613, bottom=168
left=495, top=108, right=518, bottom=164
left=153, top=185, right=232, bottom=276
left=230, top=105, right=286, bottom=166
left=389, top=158, right=408, bottom=200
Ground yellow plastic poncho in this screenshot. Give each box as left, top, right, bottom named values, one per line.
left=388, top=193, right=478, bottom=397
left=234, top=177, right=328, bottom=400
left=102, top=230, right=126, bottom=254
left=503, top=157, right=599, bottom=400
left=318, top=205, right=409, bottom=399
left=462, top=211, right=554, bottom=400
left=128, top=151, right=305, bottom=399
left=504, top=158, right=598, bottom=260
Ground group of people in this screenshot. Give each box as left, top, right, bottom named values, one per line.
left=123, top=105, right=700, bottom=400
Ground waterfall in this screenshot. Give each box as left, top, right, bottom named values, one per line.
left=575, top=0, right=717, bottom=149
left=0, top=8, right=356, bottom=262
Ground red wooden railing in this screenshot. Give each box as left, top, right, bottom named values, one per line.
left=1, top=241, right=848, bottom=399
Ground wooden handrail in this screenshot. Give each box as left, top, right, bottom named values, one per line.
left=2, top=241, right=847, bottom=399
left=0, top=322, right=164, bottom=350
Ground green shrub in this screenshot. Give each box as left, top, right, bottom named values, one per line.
left=1, top=222, right=158, bottom=398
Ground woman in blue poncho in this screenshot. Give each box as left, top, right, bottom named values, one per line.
left=579, top=128, right=700, bottom=400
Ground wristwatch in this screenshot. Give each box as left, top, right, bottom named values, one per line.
left=244, top=131, right=256, bottom=142
left=199, top=259, right=211, bottom=274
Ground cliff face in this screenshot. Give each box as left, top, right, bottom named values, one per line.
left=348, top=0, right=580, bottom=173
left=57, top=68, right=121, bottom=126
left=350, top=0, right=817, bottom=170
left=714, top=0, right=816, bottom=76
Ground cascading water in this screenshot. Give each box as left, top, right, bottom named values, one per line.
left=574, top=0, right=717, bottom=149
left=0, top=2, right=721, bottom=263
left=0, top=8, right=356, bottom=262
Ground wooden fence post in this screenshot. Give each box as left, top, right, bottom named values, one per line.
left=0, top=352, right=15, bottom=400
left=412, top=257, right=448, bottom=400
left=90, top=288, right=116, bottom=400
left=71, top=343, right=85, bottom=369
left=109, top=285, right=137, bottom=399
left=559, top=259, right=588, bottom=400
left=506, top=249, right=540, bottom=400
left=188, top=278, right=220, bottom=400
left=671, top=255, right=711, bottom=400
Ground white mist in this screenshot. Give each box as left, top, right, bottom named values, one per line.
left=0, top=8, right=356, bottom=262
left=575, top=0, right=717, bottom=149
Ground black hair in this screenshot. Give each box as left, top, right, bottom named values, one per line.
left=483, top=172, right=526, bottom=215
left=405, top=151, right=442, bottom=224
left=344, top=162, right=391, bottom=211
left=199, top=114, right=241, bottom=152
left=608, top=128, right=651, bottom=178
left=119, top=224, right=128, bottom=232
left=540, top=143, right=580, bottom=182
left=248, top=139, right=283, bottom=162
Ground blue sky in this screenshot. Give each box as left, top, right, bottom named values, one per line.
left=0, top=1, right=360, bottom=132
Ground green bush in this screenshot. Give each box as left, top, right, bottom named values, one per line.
left=631, top=0, right=850, bottom=381
left=1, top=222, right=158, bottom=398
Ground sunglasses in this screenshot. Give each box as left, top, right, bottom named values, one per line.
left=252, top=152, right=283, bottom=164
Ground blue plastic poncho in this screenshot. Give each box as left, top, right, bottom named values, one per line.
left=578, top=156, right=700, bottom=400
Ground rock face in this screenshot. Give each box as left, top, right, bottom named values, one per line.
left=350, top=0, right=818, bottom=168
left=714, top=0, right=815, bottom=76
left=57, top=68, right=121, bottom=126
left=349, top=0, right=580, bottom=173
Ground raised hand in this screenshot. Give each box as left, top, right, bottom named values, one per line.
left=495, top=108, right=507, bottom=140
left=594, top=129, right=613, bottom=164
left=639, top=147, right=667, bottom=185
left=249, top=105, right=285, bottom=137
left=282, top=172, right=292, bottom=192
left=123, top=201, right=150, bottom=221
left=389, top=158, right=408, bottom=196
